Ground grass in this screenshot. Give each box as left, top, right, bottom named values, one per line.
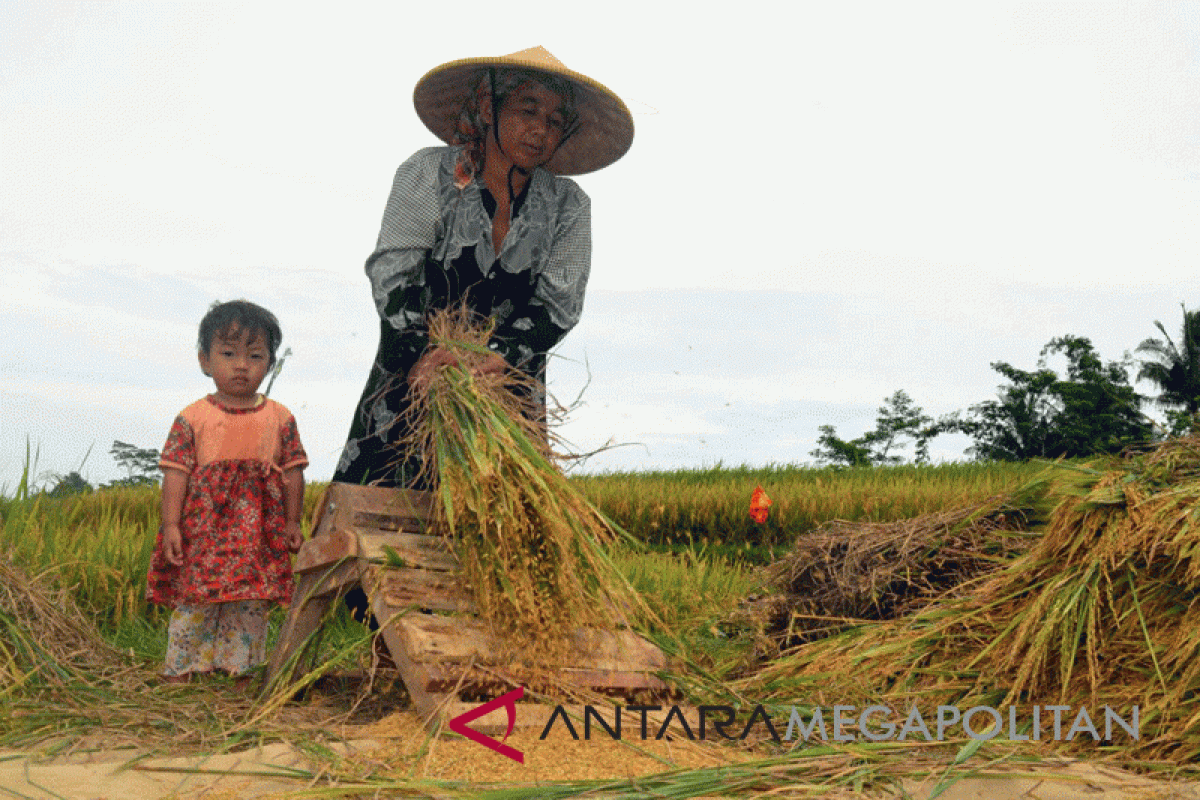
left=573, top=460, right=1047, bottom=547
left=3, top=446, right=1163, bottom=797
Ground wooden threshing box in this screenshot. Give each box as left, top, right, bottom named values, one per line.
left=267, top=483, right=669, bottom=732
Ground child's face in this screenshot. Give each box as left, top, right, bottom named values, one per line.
left=198, top=326, right=271, bottom=403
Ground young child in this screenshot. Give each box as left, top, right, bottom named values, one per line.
left=146, top=300, right=307, bottom=685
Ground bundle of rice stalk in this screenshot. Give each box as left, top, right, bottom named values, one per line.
left=748, top=439, right=1200, bottom=762
left=0, top=557, right=124, bottom=694
left=757, top=497, right=1035, bottom=645
left=402, top=307, right=651, bottom=655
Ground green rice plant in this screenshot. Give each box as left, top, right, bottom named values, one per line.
left=572, top=461, right=1047, bottom=547
left=0, top=470, right=329, bottom=630
left=613, top=546, right=761, bottom=633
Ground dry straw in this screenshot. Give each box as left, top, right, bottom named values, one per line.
left=0, top=557, right=124, bottom=694
left=401, top=306, right=652, bottom=656
left=759, top=499, right=1036, bottom=645
left=748, top=438, right=1200, bottom=764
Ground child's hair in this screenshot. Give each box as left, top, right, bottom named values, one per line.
left=197, top=300, right=283, bottom=368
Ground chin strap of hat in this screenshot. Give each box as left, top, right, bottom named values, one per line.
left=488, top=68, right=530, bottom=231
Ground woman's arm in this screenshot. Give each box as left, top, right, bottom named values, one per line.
left=366, top=148, right=444, bottom=331
left=491, top=183, right=592, bottom=366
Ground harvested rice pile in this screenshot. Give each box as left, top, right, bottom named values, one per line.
left=748, top=437, right=1200, bottom=762
left=0, top=558, right=124, bottom=689
left=758, top=499, right=1035, bottom=644
left=402, top=307, right=650, bottom=656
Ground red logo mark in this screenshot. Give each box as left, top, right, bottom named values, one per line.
left=447, top=686, right=525, bottom=763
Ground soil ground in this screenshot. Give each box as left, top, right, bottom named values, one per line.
left=4, top=709, right=1200, bottom=799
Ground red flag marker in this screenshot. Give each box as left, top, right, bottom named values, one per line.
left=749, top=485, right=772, bottom=524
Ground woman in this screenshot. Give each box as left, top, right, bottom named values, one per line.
left=333, top=46, right=634, bottom=488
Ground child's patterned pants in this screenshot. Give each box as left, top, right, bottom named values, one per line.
left=163, top=600, right=270, bottom=677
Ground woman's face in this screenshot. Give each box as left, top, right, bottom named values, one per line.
left=492, top=81, right=567, bottom=172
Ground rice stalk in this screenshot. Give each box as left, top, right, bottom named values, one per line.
left=743, top=438, right=1200, bottom=764
left=402, top=307, right=654, bottom=656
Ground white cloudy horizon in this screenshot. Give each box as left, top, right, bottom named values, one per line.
left=3, top=1, right=1200, bottom=491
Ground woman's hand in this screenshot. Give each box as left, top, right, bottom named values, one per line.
left=409, top=347, right=507, bottom=391
left=162, top=523, right=185, bottom=566
left=470, top=351, right=508, bottom=378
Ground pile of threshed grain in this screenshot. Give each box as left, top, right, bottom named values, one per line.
left=401, top=307, right=652, bottom=659
left=754, top=499, right=1035, bottom=646
left=747, top=437, right=1200, bottom=763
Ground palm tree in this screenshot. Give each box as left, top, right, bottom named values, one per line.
left=1136, top=304, right=1200, bottom=416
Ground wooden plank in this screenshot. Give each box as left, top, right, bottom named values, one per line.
left=371, top=603, right=562, bottom=733
left=310, top=485, right=332, bottom=535
left=411, top=661, right=666, bottom=694
left=353, top=510, right=429, bottom=534
left=391, top=614, right=492, bottom=663
left=265, top=571, right=335, bottom=684
left=326, top=483, right=433, bottom=520
left=294, top=527, right=359, bottom=574
left=570, top=628, right=669, bottom=672
left=367, top=564, right=475, bottom=613
left=367, top=595, right=473, bottom=730
left=556, top=667, right=667, bottom=692
left=302, top=559, right=363, bottom=597
left=357, top=531, right=458, bottom=572
left=393, top=614, right=666, bottom=672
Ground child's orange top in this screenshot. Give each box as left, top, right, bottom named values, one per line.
left=159, top=395, right=308, bottom=475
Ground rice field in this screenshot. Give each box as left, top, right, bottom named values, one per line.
left=0, top=460, right=1039, bottom=629
left=574, top=460, right=1047, bottom=547
left=8, top=453, right=1182, bottom=797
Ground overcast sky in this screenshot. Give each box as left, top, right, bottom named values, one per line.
left=3, top=1, right=1199, bottom=491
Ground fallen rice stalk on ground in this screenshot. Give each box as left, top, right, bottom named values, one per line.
left=742, top=439, right=1200, bottom=765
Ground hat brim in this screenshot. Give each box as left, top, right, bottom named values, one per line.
left=413, top=51, right=634, bottom=176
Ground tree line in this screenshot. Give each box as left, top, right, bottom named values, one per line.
left=811, top=304, right=1200, bottom=466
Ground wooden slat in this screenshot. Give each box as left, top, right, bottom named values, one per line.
left=394, top=615, right=666, bottom=673
left=266, top=571, right=335, bottom=682
left=412, top=661, right=665, bottom=694
left=326, top=483, right=433, bottom=520
left=294, top=528, right=359, bottom=574
left=306, top=559, right=364, bottom=597
left=369, top=594, right=455, bottom=726
left=357, top=531, right=458, bottom=572
left=570, top=628, right=669, bottom=672
left=367, top=565, right=475, bottom=614
left=310, top=485, right=333, bottom=535
left=392, top=614, right=490, bottom=663
left=353, top=510, right=428, bottom=533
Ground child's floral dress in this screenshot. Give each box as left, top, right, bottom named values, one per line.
left=146, top=395, right=308, bottom=609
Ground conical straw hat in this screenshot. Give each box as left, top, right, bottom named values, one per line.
left=413, top=46, right=634, bottom=176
